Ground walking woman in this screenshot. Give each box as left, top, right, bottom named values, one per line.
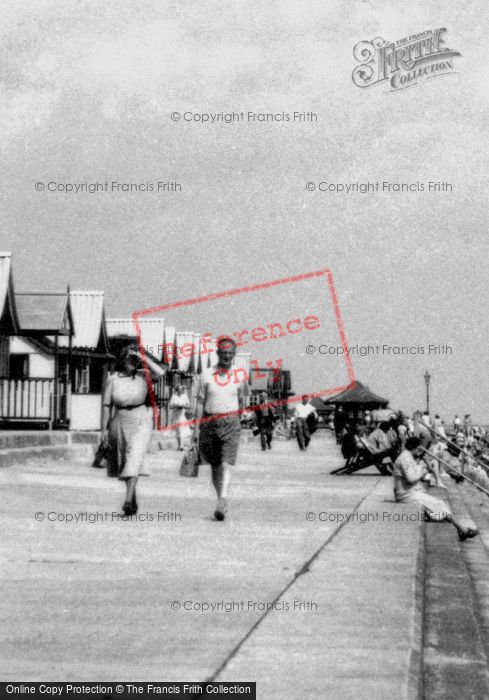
left=102, top=346, right=154, bottom=516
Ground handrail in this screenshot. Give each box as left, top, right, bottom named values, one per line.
left=423, top=422, right=489, bottom=475
left=424, top=448, right=489, bottom=499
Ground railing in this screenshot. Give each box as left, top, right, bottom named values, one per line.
left=0, top=377, right=53, bottom=422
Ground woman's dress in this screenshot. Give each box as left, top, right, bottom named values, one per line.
left=105, top=373, right=153, bottom=480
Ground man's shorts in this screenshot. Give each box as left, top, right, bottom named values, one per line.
left=400, top=491, right=452, bottom=521
left=199, top=415, right=241, bottom=467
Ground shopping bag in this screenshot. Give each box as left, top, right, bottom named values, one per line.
left=179, top=443, right=200, bottom=477
left=92, top=439, right=110, bottom=469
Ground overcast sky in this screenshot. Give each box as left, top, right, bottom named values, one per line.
left=3, top=0, right=488, bottom=420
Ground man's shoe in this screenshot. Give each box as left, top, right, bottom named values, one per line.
left=458, top=527, right=479, bottom=541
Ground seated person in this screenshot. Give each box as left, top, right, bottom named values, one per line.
left=393, top=437, right=478, bottom=541
left=368, top=421, right=397, bottom=474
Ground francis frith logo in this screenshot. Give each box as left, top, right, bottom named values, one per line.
left=352, top=28, right=461, bottom=91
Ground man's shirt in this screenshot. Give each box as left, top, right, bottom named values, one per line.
left=196, top=364, right=249, bottom=415
left=294, top=403, right=316, bottom=420
left=368, top=428, right=391, bottom=454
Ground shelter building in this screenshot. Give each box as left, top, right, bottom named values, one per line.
left=325, top=381, right=389, bottom=424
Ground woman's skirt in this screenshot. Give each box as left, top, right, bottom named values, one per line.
left=107, top=405, right=153, bottom=480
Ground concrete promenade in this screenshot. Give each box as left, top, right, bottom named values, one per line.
left=2, top=431, right=489, bottom=698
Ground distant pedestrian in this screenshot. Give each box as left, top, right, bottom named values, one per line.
left=169, top=384, right=191, bottom=450
left=364, top=410, right=372, bottom=431
left=433, top=414, right=447, bottom=441
left=334, top=407, right=347, bottom=443
left=194, top=337, right=248, bottom=521
left=453, top=414, right=461, bottom=432
left=294, top=395, right=318, bottom=451
left=255, top=391, right=277, bottom=451
left=421, top=411, right=432, bottom=429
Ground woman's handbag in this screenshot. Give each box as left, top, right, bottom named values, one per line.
left=179, top=443, right=200, bottom=477
left=92, top=438, right=111, bottom=469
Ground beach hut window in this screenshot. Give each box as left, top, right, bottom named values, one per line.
left=9, top=354, right=29, bottom=380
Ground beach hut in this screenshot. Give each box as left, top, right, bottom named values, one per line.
left=0, top=252, right=20, bottom=374
left=7, top=291, right=74, bottom=428
left=58, top=291, right=111, bottom=430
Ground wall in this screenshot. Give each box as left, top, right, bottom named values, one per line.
left=10, top=337, right=55, bottom=378
left=70, top=394, right=102, bottom=430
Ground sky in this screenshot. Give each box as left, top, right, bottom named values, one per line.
left=2, top=0, right=488, bottom=420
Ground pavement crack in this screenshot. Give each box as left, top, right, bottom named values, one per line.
left=205, top=478, right=382, bottom=685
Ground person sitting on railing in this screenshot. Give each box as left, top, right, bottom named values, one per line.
left=393, top=437, right=478, bottom=541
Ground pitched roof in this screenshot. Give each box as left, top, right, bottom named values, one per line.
left=310, top=397, right=329, bottom=411
left=325, top=381, right=389, bottom=406
left=106, top=317, right=165, bottom=360
left=59, top=291, right=106, bottom=350
left=15, top=292, right=72, bottom=335
left=0, top=252, right=19, bottom=333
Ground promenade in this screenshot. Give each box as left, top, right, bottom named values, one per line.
left=2, top=432, right=489, bottom=698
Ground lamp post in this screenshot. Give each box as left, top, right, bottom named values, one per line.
left=423, top=371, right=431, bottom=414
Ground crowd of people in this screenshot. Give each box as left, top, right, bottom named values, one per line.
left=336, top=407, right=489, bottom=541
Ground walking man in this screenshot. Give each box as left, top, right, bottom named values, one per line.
left=194, top=337, right=248, bottom=521
left=255, top=391, right=277, bottom=451
left=294, top=395, right=317, bottom=451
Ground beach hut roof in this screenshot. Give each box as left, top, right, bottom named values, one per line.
left=325, top=381, right=389, bottom=406
left=106, top=317, right=165, bottom=360
left=15, top=292, right=73, bottom=336
left=58, top=291, right=107, bottom=350
left=0, top=252, right=20, bottom=333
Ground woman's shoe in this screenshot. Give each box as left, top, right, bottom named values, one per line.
left=122, top=501, right=132, bottom=516
left=130, top=493, right=138, bottom=515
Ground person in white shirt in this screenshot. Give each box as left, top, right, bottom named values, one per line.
left=421, top=411, right=432, bottom=428
left=194, top=337, right=248, bottom=521
left=294, top=395, right=317, bottom=451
